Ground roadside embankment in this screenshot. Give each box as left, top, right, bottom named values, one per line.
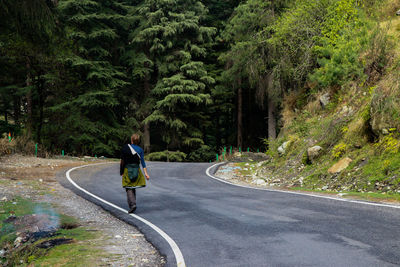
left=0, top=154, right=164, bottom=266
left=214, top=152, right=400, bottom=205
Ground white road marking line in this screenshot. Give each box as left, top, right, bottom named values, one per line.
left=206, top=163, right=400, bottom=210
left=66, top=163, right=186, bottom=267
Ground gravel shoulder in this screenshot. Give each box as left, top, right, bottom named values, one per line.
left=0, top=154, right=165, bottom=266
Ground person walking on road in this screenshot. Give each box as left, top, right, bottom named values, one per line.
left=120, top=133, right=150, bottom=213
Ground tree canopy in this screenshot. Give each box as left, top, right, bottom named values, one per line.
left=0, top=0, right=386, bottom=161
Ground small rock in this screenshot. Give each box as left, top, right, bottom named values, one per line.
left=14, top=237, right=23, bottom=247
left=328, top=157, right=353, bottom=174
left=382, top=128, right=389, bottom=135
left=278, top=141, right=290, bottom=155
left=1, top=197, right=7, bottom=201
left=319, top=93, right=331, bottom=108
left=322, top=186, right=328, bottom=190
left=307, top=146, right=323, bottom=162
left=39, top=179, right=43, bottom=182
left=245, top=163, right=249, bottom=166
left=255, top=179, right=266, bottom=186
left=115, top=235, right=122, bottom=239
left=0, top=249, right=5, bottom=257
left=256, top=161, right=268, bottom=167
left=396, top=9, right=400, bottom=16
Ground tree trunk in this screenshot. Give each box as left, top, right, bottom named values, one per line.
left=216, top=115, right=221, bottom=151
left=143, top=77, right=151, bottom=153
left=26, top=57, right=32, bottom=138
left=13, top=95, right=20, bottom=126
left=237, top=77, right=243, bottom=149
left=267, top=96, right=276, bottom=140
left=143, top=123, right=150, bottom=153
left=36, top=75, right=44, bottom=143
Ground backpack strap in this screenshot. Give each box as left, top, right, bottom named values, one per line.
left=128, top=144, right=141, bottom=159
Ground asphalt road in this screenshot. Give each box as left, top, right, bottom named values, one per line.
left=67, top=162, right=400, bottom=267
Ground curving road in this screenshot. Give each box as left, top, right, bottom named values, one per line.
left=63, top=162, right=400, bottom=267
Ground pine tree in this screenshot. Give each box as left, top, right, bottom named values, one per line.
left=220, top=0, right=277, bottom=144
left=0, top=0, right=57, bottom=138
left=43, top=0, right=133, bottom=155
left=130, top=0, right=216, bottom=154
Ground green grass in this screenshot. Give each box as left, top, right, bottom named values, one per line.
left=290, top=187, right=400, bottom=202
left=235, top=162, right=257, bottom=176
left=32, top=227, right=105, bottom=267
left=0, top=197, right=107, bottom=266
left=362, top=153, right=400, bottom=184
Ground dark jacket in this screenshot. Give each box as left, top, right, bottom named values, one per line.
left=120, top=144, right=146, bottom=175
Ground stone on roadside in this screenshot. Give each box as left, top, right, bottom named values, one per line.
left=255, top=179, right=266, bottom=186
left=278, top=141, right=290, bottom=155
left=319, top=93, right=330, bottom=108
left=307, top=146, right=323, bottom=162
left=396, top=9, right=400, bottom=16
left=14, top=237, right=23, bottom=248
left=256, top=160, right=268, bottom=167
left=328, top=157, right=353, bottom=174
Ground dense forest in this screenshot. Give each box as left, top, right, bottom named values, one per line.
left=0, top=0, right=397, bottom=162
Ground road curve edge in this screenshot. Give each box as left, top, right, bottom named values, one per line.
left=205, top=162, right=400, bottom=210
left=66, top=163, right=186, bottom=267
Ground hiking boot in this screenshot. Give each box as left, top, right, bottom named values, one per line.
left=128, top=206, right=137, bottom=213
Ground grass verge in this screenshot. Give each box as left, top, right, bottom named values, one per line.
left=0, top=197, right=106, bottom=266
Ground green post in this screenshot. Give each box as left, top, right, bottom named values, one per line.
left=95, top=154, right=97, bottom=158
left=230, top=146, right=232, bottom=155
left=62, top=150, right=64, bottom=156
left=247, top=147, right=250, bottom=152
left=257, top=148, right=259, bottom=153
left=8, top=133, right=11, bottom=142
left=222, top=153, right=225, bottom=161
left=216, top=154, right=219, bottom=161
left=35, top=143, right=38, bottom=157
left=239, top=147, right=241, bottom=153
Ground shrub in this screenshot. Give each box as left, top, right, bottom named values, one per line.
left=146, top=151, right=187, bottom=162
left=187, top=145, right=215, bottom=162
left=332, top=142, right=348, bottom=158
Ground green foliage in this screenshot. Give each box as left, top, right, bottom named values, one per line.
left=132, top=0, right=216, bottom=152
left=362, top=153, right=400, bottom=191
left=0, top=0, right=395, bottom=163
left=146, top=150, right=187, bottom=162
left=187, top=145, right=216, bottom=162
left=332, top=142, right=348, bottom=159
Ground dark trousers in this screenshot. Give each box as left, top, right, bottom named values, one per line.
left=126, top=188, right=136, bottom=210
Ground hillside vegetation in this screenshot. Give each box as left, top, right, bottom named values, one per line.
left=240, top=0, right=400, bottom=194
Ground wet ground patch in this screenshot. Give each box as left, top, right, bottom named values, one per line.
left=0, top=197, right=103, bottom=266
